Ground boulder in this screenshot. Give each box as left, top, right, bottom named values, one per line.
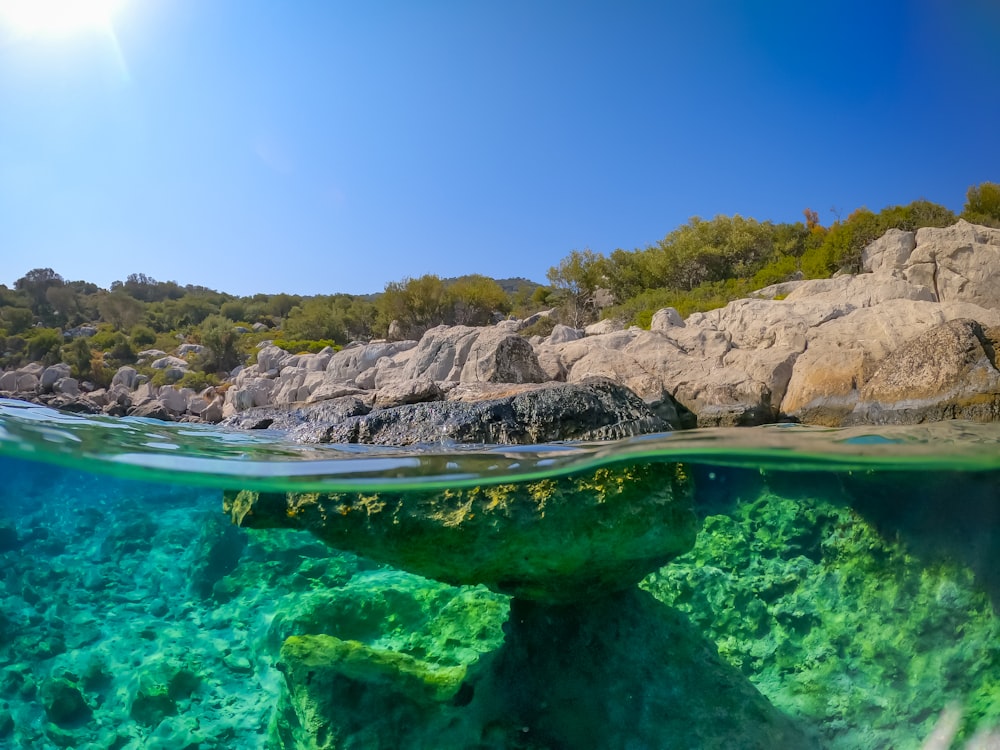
left=158, top=386, right=191, bottom=414
left=861, top=228, right=916, bottom=274
left=111, top=366, right=140, bottom=390
left=150, top=355, right=189, bottom=371
left=222, top=377, right=275, bottom=416
left=847, top=319, right=1000, bottom=424
left=53, top=378, right=80, bottom=398
left=584, top=318, right=624, bottom=336
left=256, top=344, right=294, bottom=374
left=39, top=363, right=71, bottom=393
left=176, top=343, right=205, bottom=357
left=221, top=395, right=371, bottom=431
left=0, top=371, right=17, bottom=392
left=14, top=373, right=38, bottom=393
left=292, top=379, right=673, bottom=445
left=224, top=456, right=695, bottom=602
left=401, top=325, right=547, bottom=384
left=325, top=341, right=417, bottom=383
left=547, top=324, right=584, bottom=344
left=373, top=378, right=443, bottom=408
left=271, top=368, right=326, bottom=405
left=902, top=220, right=1000, bottom=308
left=128, top=400, right=173, bottom=421
left=649, top=307, right=684, bottom=331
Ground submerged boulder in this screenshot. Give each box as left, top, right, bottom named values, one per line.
left=225, top=459, right=696, bottom=603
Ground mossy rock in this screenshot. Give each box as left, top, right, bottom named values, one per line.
left=225, top=460, right=696, bottom=603
left=41, top=678, right=91, bottom=727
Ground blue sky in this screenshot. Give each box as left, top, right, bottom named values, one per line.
left=1, top=1, right=999, bottom=296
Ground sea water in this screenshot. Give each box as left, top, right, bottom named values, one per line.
left=1, top=397, right=999, bottom=749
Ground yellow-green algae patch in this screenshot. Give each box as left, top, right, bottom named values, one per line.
left=224, top=460, right=695, bottom=603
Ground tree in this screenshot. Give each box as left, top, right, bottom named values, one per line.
left=197, top=314, right=242, bottom=373
left=26, top=328, right=63, bottom=365
left=1, top=307, right=34, bottom=335
left=446, top=275, right=510, bottom=326
left=97, top=292, right=145, bottom=331
left=961, top=182, right=1000, bottom=227
left=376, top=275, right=449, bottom=339
left=14, top=268, right=64, bottom=317
left=65, top=336, right=94, bottom=380
left=45, top=285, right=81, bottom=326
left=283, top=297, right=349, bottom=342
left=546, top=249, right=607, bottom=327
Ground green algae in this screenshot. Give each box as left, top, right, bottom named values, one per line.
left=225, top=460, right=696, bottom=602
left=643, top=474, right=1000, bottom=749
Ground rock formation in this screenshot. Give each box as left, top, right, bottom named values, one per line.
left=225, top=461, right=815, bottom=748
left=3, top=220, right=1000, bottom=431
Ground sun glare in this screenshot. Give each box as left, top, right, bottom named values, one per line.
left=0, top=0, right=124, bottom=38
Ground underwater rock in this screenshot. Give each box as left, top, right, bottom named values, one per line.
left=41, top=678, right=92, bottom=726
left=271, top=589, right=814, bottom=749
left=225, top=460, right=696, bottom=603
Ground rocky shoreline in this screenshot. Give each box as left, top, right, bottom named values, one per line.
left=4, top=220, right=999, bottom=439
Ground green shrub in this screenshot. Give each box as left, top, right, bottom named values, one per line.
left=174, top=370, right=220, bottom=391
left=130, top=325, right=157, bottom=347
left=517, top=316, right=557, bottom=339
left=26, top=328, right=63, bottom=365
left=89, top=325, right=122, bottom=352
left=0, top=307, right=34, bottom=336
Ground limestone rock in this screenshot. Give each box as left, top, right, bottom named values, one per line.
left=150, top=355, right=189, bottom=371
left=256, top=344, right=294, bottom=374
left=221, top=395, right=371, bottom=431
left=649, top=307, right=684, bottom=331
left=546, top=324, right=584, bottom=344
left=849, top=319, right=1000, bottom=424
left=584, top=318, right=624, bottom=335
left=903, top=220, right=1000, bottom=308
left=111, top=366, right=140, bottom=390
left=862, top=228, right=916, bottom=274
left=271, top=368, right=326, bottom=405
left=53, top=377, right=80, bottom=398
left=0, top=371, right=17, bottom=392
left=401, top=325, right=547, bottom=384
left=373, top=377, right=443, bottom=408
left=39, top=364, right=71, bottom=393
left=325, top=341, right=416, bottom=383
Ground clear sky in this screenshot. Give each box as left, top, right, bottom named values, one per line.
left=1, top=1, right=999, bottom=297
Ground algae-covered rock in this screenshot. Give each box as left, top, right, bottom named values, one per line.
left=41, top=678, right=91, bottom=727
left=272, top=589, right=815, bottom=749
left=281, top=635, right=468, bottom=704
left=644, top=471, right=1000, bottom=749
left=225, top=461, right=696, bottom=603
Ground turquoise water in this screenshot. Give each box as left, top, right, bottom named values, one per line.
left=1, top=397, right=1000, bottom=749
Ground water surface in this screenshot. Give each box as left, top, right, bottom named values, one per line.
left=1, top=398, right=999, bottom=749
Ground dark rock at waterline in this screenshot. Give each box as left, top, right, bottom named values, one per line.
left=331, top=379, right=672, bottom=444
left=221, top=378, right=678, bottom=444
left=220, top=396, right=372, bottom=432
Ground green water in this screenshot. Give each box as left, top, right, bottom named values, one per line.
left=1, top=397, right=999, bottom=749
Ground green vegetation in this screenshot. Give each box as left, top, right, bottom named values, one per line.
left=0, top=183, right=992, bottom=380
left=643, top=474, right=1000, bottom=749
